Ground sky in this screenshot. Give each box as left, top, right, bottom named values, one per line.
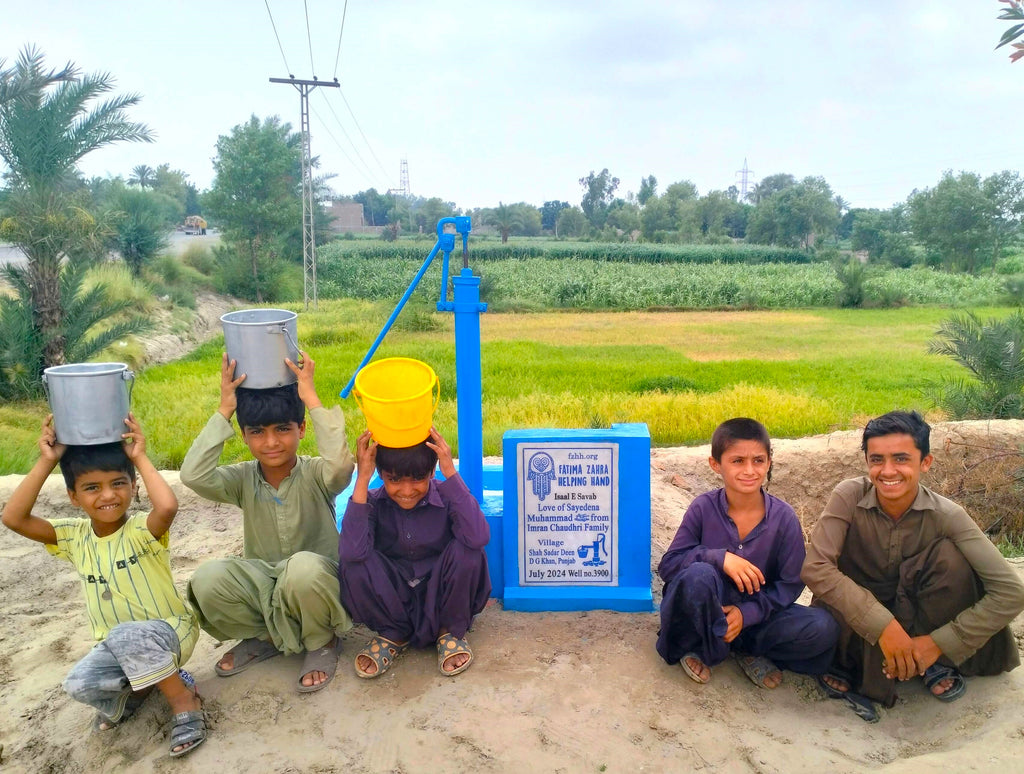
left=3, top=1, right=1021, bottom=211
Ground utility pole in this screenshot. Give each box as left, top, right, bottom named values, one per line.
left=270, top=75, right=340, bottom=311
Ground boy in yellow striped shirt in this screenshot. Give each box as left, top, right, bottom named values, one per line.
left=2, top=413, right=207, bottom=758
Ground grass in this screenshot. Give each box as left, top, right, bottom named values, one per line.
left=0, top=299, right=1012, bottom=473
left=997, top=534, right=1024, bottom=558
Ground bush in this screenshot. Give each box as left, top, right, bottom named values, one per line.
left=212, top=245, right=302, bottom=302
left=835, top=258, right=867, bottom=308
left=929, top=311, right=1024, bottom=419
left=180, top=243, right=218, bottom=276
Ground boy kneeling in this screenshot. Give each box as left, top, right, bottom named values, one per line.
left=802, top=410, right=1024, bottom=715
left=339, top=427, right=491, bottom=678
left=2, top=415, right=206, bottom=758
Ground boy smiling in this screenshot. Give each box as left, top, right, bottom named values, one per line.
left=802, top=411, right=1024, bottom=716
left=181, top=351, right=354, bottom=692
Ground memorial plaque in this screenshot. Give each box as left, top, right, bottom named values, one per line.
left=517, top=443, right=618, bottom=586
left=503, top=424, right=653, bottom=612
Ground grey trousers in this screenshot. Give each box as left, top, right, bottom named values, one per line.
left=63, top=620, right=181, bottom=722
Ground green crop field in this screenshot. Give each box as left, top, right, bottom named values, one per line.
left=0, top=300, right=1006, bottom=474
left=316, top=245, right=1008, bottom=311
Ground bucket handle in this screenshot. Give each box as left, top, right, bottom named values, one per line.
left=123, top=369, right=135, bottom=405
left=267, top=323, right=302, bottom=359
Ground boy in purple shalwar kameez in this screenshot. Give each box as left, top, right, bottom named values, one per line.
left=657, top=418, right=838, bottom=691
left=339, top=427, right=490, bottom=678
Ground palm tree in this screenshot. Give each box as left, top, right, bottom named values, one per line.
left=0, top=262, right=153, bottom=399
left=928, top=311, right=1024, bottom=418
left=0, top=48, right=74, bottom=104
left=0, top=46, right=152, bottom=367
left=128, top=164, right=155, bottom=188
left=489, top=202, right=522, bottom=244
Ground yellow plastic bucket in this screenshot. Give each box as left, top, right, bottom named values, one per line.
left=353, top=358, right=440, bottom=448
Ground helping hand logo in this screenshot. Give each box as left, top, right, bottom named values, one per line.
left=527, top=452, right=556, bottom=500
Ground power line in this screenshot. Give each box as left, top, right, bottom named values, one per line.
left=333, top=0, right=350, bottom=79
left=309, top=100, right=380, bottom=189
left=263, top=0, right=292, bottom=75
left=303, top=0, right=316, bottom=75
left=316, top=89, right=389, bottom=188
left=335, top=90, right=392, bottom=181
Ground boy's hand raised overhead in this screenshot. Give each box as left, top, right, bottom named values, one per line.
left=218, top=353, right=247, bottom=420
left=121, top=412, right=148, bottom=461
left=286, top=350, right=323, bottom=410
left=38, top=414, right=66, bottom=463
left=426, top=427, right=456, bottom=479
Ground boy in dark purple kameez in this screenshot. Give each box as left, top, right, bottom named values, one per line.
left=657, top=418, right=838, bottom=688
left=338, top=427, right=490, bottom=677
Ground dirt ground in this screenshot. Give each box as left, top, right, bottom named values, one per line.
left=1, top=420, right=1023, bottom=773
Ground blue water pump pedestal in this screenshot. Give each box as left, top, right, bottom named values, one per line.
left=339, top=218, right=653, bottom=611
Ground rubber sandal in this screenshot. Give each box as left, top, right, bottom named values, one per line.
left=923, top=663, right=966, bottom=703
left=214, top=637, right=281, bottom=677
left=816, top=670, right=851, bottom=699
left=437, top=633, right=474, bottom=676
left=297, top=638, right=341, bottom=693
left=736, top=653, right=782, bottom=690
left=168, top=706, right=209, bottom=758
left=679, top=652, right=711, bottom=684
left=354, top=635, right=408, bottom=679
left=816, top=674, right=879, bottom=723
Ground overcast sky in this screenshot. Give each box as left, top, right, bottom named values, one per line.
left=3, top=1, right=1019, bottom=211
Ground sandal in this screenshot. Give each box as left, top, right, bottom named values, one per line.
left=817, top=672, right=879, bottom=723
left=168, top=706, right=209, bottom=758
left=923, top=663, right=966, bottom=703
left=679, top=652, right=711, bottom=684
left=437, top=633, right=474, bottom=676
left=214, top=637, right=281, bottom=677
left=354, top=635, right=408, bottom=679
left=736, top=654, right=782, bottom=690
left=297, top=638, right=341, bottom=693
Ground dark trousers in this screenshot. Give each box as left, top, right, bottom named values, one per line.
left=657, top=562, right=839, bottom=675
left=815, top=537, right=1020, bottom=706
left=339, top=540, right=491, bottom=649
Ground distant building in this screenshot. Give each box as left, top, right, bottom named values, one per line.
left=327, top=201, right=382, bottom=235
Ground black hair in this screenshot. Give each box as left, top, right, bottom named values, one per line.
left=59, top=443, right=135, bottom=490
left=235, top=383, right=305, bottom=429
left=375, top=440, right=437, bottom=479
left=861, top=410, right=930, bottom=457
left=710, top=417, right=773, bottom=483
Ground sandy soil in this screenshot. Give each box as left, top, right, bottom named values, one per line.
left=1, top=422, right=1023, bottom=773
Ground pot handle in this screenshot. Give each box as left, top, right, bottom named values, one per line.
left=123, top=369, right=135, bottom=405
left=282, top=325, right=301, bottom=356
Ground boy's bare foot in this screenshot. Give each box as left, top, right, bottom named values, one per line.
left=297, top=637, right=341, bottom=692
left=355, top=635, right=409, bottom=678
left=214, top=638, right=281, bottom=677
left=168, top=692, right=203, bottom=755
left=821, top=673, right=849, bottom=693
left=442, top=650, right=471, bottom=673
left=436, top=632, right=474, bottom=676
left=681, top=653, right=712, bottom=684
left=157, top=672, right=206, bottom=756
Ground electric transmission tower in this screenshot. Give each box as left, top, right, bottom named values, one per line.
left=388, top=158, right=411, bottom=197
left=735, top=158, right=755, bottom=202
left=270, top=75, right=340, bottom=311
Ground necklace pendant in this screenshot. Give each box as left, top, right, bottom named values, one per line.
left=101, top=588, right=113, bottom=601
